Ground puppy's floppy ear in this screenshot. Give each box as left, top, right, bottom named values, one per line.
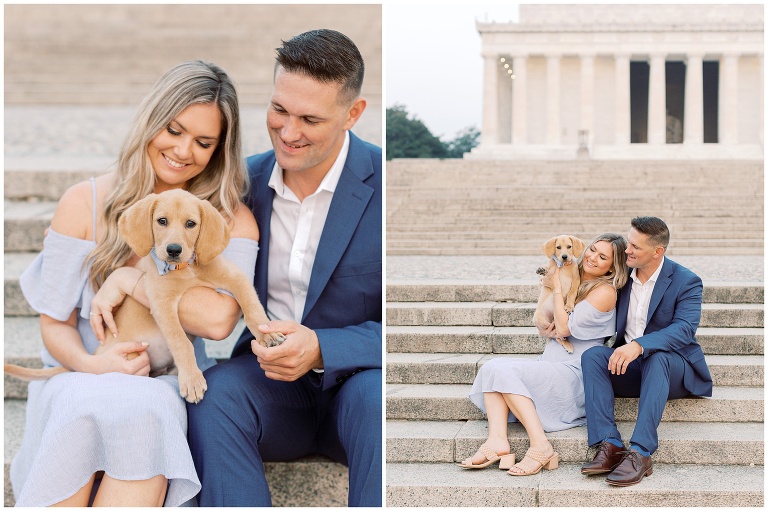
left=570, top=236, right=586, bottom=258
left=541, top=236, right=557, bottom=256
left=195, top=199, right=230, bottom=265
left=118, top=194, right=159, bottom=257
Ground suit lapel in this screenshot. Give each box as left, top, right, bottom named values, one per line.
left=252, top=157, right=276, bottom=310
left=617, top=278, right=632, bottom=340
left=302, top=133, right=374, bottom=321
left=646, top=259, right=673, bottom=323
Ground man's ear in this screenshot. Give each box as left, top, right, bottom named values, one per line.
left=343, top=97, right=367, bottom=131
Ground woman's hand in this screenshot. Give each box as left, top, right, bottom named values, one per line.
left=90, top=267, right=143, bottom=343
left=536, top=321, right=558, bottom=339
left=88, top=341, right=151, bottom=376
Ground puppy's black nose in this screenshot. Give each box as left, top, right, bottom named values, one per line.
left=167, top=243, right=182, bottom=259
left=561, top=254, right=568, bottom=260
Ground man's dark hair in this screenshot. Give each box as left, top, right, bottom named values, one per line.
left=275, top=29, right=364, bottom=104
left=631, top=216, right=670, bottom=249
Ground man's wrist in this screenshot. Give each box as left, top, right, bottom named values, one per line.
left=629, top=339, right=644, bottom=354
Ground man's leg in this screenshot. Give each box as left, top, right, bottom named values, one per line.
left=629, top=351, right=689, bottom=454
left=317, top=369, right=382, bottom=507
left=582, top=346, right=624, bottom=446
left=187, top=355, right=319, bottom=506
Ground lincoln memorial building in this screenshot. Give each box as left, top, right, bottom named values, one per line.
left=468, top=4, right=763, bottom=160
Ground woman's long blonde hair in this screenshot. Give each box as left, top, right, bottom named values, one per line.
left=87, top=60, right=246, bottom=290
left=574, top=233, right=629, bottom=304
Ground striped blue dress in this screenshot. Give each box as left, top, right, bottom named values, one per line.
left=469, top=299, right=616, bottom=432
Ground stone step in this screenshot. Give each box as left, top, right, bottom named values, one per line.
left=385, top=280, right=764, bottom=304
left=386, top=219, right=764, bottom=231
left=386, top=246, right=765, bottom=256
left=385, top=237, right=765, bottom=249
left=6, top=4, right=382, bottom=107
left=386, top=353, right=763, bottom=387
left=386, top=420, right=764, bottom=465
left=3, top=316, right=243, bottom=399
left=386, top=302, right=764, bottom=328
left=388, top=195, right=763, bottom=207
left=386, top=230, right=763, bottom=243
left=386, top=159, right=763, bottom=257
left=3, top=399, right=347, bottom=507
left=385, top=462, right=764, bottom=507
left=385, top=384, right=764, bottom=422
left=5, top=170, right=108, bottom=201
left=386, top=326, right=765, bottom=356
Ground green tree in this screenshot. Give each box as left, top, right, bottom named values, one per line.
left=445, top=126, right=481, bottom=158
left=386, top=104, right=447, bottom=160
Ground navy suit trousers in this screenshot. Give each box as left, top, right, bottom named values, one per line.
left=187, top=355, right=382, bottom=506
left=582, top=346, right=691, bottom=454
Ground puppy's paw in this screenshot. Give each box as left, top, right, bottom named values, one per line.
left=256, top=332, right=287, bottom=348
left=564, top=304, right=574, bottom=314
left=178, top=369, right=207, bottom=404
left=536, top=267, right=547, bottom=276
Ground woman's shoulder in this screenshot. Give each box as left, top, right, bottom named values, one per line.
left=228, top=201, right=259, bottom=241
left=50, top=174, right=116, bottom=240
left=584, top=283, right=617, bottom=313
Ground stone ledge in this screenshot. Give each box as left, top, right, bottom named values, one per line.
left=386, top=462, right=764, bottom=507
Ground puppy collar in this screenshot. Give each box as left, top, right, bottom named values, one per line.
left=551, top=255, right=573, bottom=268
left=150, top=248, right=195, bottom=276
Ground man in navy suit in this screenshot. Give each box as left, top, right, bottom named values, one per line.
left=580, top=216, right=712, bottom=486
left=187, top=29, right=381, bottom=506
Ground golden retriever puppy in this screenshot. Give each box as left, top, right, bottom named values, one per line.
left=532, top=234, right=585, bottom=353
left=5, top=189, right=283, bottom=403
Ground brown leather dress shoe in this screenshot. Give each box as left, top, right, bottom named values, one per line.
left=580, top=441, right=625, bottom=475
left=606, top=450, right=653, bottom=486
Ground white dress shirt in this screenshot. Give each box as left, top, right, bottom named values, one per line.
left=266, top=131, right=350, bottom=323
left=624, top=257, right=665, bottom=347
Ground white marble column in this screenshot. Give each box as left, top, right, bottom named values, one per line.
left=647, top=53, right=666, bottom=144
left=757, top=53, right=765, bottom=145
left=481, top=52, right=499, bottom=145
left=684, top=53, right=704, bottom=144
left=614, top=54, right=631, bottom=144
left=719, top=53, right=739, bottom=145
left=512, top=54, right=528, bottom=145
left=580, top=54, right=595, bottom=143
left=546, top=54, right=561, bottom=145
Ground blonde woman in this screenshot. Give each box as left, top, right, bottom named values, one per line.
left=461, top=233, right=629, bottom=476
left=12, top=61, right=258, bottom=506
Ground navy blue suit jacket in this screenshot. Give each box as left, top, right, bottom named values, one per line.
left=231, top=132, right=382, bottom=391
left=614, top=257, right=712, bottom=397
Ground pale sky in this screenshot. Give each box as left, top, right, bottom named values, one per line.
left=385, top=3, right=519, bottom=140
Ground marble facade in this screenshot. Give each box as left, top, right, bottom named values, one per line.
left=469, top=4, right=763, bottom=160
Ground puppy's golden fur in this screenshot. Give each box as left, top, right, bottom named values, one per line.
left=5, top=189, right=282, bottom=403
left=532, top=234, right=586, bottom=354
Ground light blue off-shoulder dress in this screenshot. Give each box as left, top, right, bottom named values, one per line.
left=10, top=183, right=259, bottom=507
left=468, top=299, right=616, bottom=432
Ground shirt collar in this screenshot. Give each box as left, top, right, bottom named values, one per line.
left=268, top=131, right=349, bottom=199
left=630, top=256, right=665, bottom=285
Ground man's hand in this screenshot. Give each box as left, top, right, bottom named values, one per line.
left=251, top=320, right=323, bottom=381
left=608, top=342, right=643, bottom=375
